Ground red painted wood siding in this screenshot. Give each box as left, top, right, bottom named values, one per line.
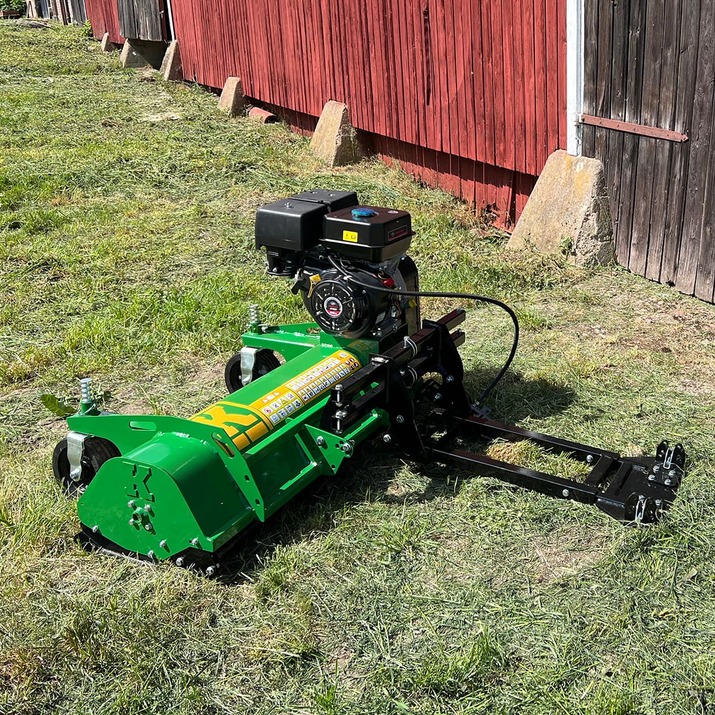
left=85, top=0, right=123, bottom=43
left=176, top=1, right=566, bottom=224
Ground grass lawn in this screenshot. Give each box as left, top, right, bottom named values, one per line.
left=1, top=23, right=715, bottom=715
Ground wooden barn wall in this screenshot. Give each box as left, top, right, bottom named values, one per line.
left=170, top=0, right=567, bottom=226
left=85, top=0, right=123, bottom=43
left=117, top=0, right=166, bottom=42
left=582, top=0, right=715, bottom=302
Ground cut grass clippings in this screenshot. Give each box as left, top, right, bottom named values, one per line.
left=1, top=23, right=715, bottom=715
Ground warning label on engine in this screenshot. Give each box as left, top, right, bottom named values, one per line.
left=249, top=350, right=361, bottom=428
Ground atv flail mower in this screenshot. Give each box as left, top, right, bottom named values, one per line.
left=52, top=190, right=687, bottom=574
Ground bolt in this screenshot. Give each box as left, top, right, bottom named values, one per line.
left=653, top=464, right=660, bottom=473
left=586, top=455, right=594, bottom=464
left=446, top=375, right=455, bottom=384
left=383, top=434, right=392, bottom=444
left=668, top=469, right=676, bottom=478
left=205, top=566, right=216, bottom=577
left=249, top=304, right=260, bottom=325
left=562, top=489, right=570, bottom=498
left=316, top=436, right=326, bottom=447
left=79, top=377, right=92, bottom=403
left=175, top=557, right=185, bottom=567
left=144, top=504, right=153, bottom=515
left=396, top=415, right=405, bottom=424
left=144, top=523, right=153, bottom=532
left=159, top=540, right=168, bottom=549
left=147, top=550, right=155, bottom=560
left=434, top=393, right=443, bottom=401
left=191, top=538, right=200, bottom=547
left=655, top=499, right=663, bottom=506
left=648, top=475, right=656, bottom=481
left=665, top=479, right=672, bottom=486
left=127, top=500, right=136, bottom=508
left=341, top=442, right=353, bottom=454
left=128, top=519, right=136, bottom=526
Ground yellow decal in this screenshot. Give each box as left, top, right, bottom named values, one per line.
left=342, top=230, right=359, bottom=243
left=190, top=351, right=362, bottom=452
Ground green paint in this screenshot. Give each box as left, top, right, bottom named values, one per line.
left=72, top=325, right=389, bottom=560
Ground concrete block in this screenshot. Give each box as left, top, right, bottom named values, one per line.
left=120, top=39, right=167, bottom=70
left=120, top=39, right=149, bottom=68
left=507, top=150, right=614, bottom=267
left=100, top=32, right=115, bottom=52
left=310, top=101, right=362, bottom=167
left=218, top=77, right=247, bottom=117
left=160, top=40, right=182, bottom=81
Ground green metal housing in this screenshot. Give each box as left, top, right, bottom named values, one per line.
left=69, top=324, right=389, bottom=561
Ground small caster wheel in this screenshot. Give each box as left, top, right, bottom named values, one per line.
left=52, top=436, right=120, bottom=498
left=224, top=349, right=281, bottom=393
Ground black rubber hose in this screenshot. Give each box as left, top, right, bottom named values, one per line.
left=326, top=256, right=519, bottom=405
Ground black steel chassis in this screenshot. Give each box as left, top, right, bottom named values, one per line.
left=323, top=309, right=686, bottom=524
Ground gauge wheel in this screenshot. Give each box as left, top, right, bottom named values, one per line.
left=52, top=436, right=120, bottom=498
left=225, top=349, right=281, bottom=393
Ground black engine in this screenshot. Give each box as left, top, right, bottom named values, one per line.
left=255, top=190, right=419, bottom=340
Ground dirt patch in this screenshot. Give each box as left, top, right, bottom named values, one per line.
left=528, top=527, right=607, bottom=584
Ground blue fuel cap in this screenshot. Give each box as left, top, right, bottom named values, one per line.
left=351, top=207, right=377, bottom=219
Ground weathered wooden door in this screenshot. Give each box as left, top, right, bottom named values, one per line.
left=117, top=0, right=167, bottom=41
left=581, top=0, right=715, bottom=302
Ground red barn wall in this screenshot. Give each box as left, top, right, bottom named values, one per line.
left=85, top=0, right=123, bottom=43
left=171, top=0, right=566, bottom=225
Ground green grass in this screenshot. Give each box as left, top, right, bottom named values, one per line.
left=2, top=23, right=715, bottom=715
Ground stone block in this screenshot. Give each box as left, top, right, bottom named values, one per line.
left=100, top=32, right=115, bottom=52
left=218, top=77, right=247, bottom=117
left=507, top=150, right=614, bottom=267
left=120, top=39, right=167, bottom=70
left=160, top=40, right=182, bottom=81
left=310, top=101, right=362, bottom=167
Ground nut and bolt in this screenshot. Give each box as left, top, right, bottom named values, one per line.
left=668, top=469, right=676, bottom=477
left=562, top=489, right=570, bottom=498
left=341, top=441, right=353, bottom=454
left=144, top=523, right=153, bottom=532
left=446, top=375, right=455, bottom=384
left=665, top=479, right=672, bottom=486
left=655, top=499, right=663, bottom=507
left=249, top=304, right=260, bottom=325
left=316, top=436, right=326, bottom=447
left=128, top=519, right=136, bottom=526
left=147, top=550, right=155, bottom=560
left=648, top=474, right=656, bottom=481
left=190, top=538, right=200, bottom=547
left=382, top=434, right=392, bottom=444
left=434, top=393, right=443, bottom=402
left=586, top=455, right=594, bottom=464
left=159, top=540, right=168, bottom=549
left=395, top=415, right=405, bottom=424
left=653, top=464, right=660, bottom=473
left=175, top=557, right=185, bottom=567
left=205, top=566, right=217, bottom=577
left=127, top=500, right=136, bottom=508
left=144, top=504, right=153, bottom=515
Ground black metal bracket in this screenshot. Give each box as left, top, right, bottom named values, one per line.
left=321, top=310, right=687, bottom=524
left=427, top=414, right=686, bottom=524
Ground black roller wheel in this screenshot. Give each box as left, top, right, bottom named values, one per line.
left=225, top=349, right=281, bottom=393
left=52, top=436, right=120, bottom=498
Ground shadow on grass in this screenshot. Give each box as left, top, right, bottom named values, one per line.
left=216, top=371, right=575, bottom=584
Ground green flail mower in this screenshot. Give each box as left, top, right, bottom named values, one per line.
left=52, top=190, right=687, bottom=575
